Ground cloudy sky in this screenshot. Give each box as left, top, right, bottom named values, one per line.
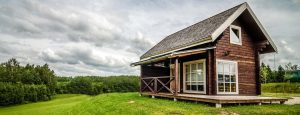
left=0, top=0, right=299, bottom=76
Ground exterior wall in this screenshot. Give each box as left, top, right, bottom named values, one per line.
left=215, top=19, right=259, bottom=95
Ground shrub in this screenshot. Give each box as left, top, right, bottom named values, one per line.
left=0, top=82, right=51, bottom=106
left=54, top=76, right=139, bottom=95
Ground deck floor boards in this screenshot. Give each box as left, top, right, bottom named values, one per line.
left=141, top=92, right=288, bottom=106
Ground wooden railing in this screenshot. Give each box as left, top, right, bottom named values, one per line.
left=141, top=76, right=175, bottom=94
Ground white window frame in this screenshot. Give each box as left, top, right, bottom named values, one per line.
left=170, top=64, right=180, bottom=92
left=183, top=59, right=206, bottom=94
left=229, top=25, right=242, bottom=45
left=216, top=59, right=239, bottom=95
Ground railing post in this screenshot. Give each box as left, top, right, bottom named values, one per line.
left=154, top=78, right=157, bottom=93
left=174, top=58, right=179, bottom=96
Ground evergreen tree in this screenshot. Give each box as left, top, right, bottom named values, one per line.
left=276, top=65, right=285, bottom=82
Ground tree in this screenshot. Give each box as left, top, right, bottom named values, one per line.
left=0, top=58, right=22, bottom=83
left=260, top=62, right=268, bottom=83
left=276, top=65, right=285, bottom=82
left=266, top=65, right=274, bottom=82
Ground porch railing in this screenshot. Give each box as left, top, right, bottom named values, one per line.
left=141, top=76, right=175, bottom=94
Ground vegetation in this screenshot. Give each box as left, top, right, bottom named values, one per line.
left=0, top=58, right=56, bottom=105
left=260, top=62, right=300, bottom=83
left=261, top=83, right=300, bottom=94
left=55, top=76, right=139, bottom=95
left=0, top=93, right=300, bottom=115
left=0, top=58, right=139, bottom=105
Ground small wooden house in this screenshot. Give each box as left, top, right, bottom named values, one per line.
left=131, top=2, right=286, bottom=107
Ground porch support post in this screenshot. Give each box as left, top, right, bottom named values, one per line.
left=174, top=57, right=179, bottom=96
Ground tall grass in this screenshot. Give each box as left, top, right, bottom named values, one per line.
left=261, top=83, right=300, bottom=93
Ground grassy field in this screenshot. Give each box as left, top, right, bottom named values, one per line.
left=0, top=93, right=300, bottom=115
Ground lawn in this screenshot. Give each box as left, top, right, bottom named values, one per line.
left=0, top=93, right=300, bottom=115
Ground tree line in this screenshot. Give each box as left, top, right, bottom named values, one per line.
left=0, top=58, right=139, bottom=106
left=260, top=62, right=299, bottom=83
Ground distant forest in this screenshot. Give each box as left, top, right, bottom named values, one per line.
left=0, top=58, right=139, bottom=106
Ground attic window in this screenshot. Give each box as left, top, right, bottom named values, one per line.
left=230, top=25, right=242, bottom=45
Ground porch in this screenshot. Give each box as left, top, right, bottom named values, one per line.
left=140, top=92, right=288, bottom=108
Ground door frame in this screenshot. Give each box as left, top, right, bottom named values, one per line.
left=183, top=59, right=206, bottom=94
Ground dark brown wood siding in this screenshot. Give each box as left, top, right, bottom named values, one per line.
left=215, top=19, right=259, bottom=95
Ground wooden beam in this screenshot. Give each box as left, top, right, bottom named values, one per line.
left=174, top=58, right=179, bottom=96
left=141, top=79, right=155, bottom=93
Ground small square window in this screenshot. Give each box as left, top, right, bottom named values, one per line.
left=230, top=25, right=242, bottom=45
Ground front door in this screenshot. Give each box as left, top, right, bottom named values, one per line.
left=183, top=59, right=206, bottom=94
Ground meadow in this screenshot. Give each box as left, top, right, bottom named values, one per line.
left=1, top=92, right=300, bottom=115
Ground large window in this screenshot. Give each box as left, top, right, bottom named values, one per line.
left=217, top=60, right=238, bottom=94
left=230, top=25, right=242, bottom=45
left=183, top=60, right=206, bottom=94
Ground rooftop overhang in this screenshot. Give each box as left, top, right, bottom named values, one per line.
left=130, top=46, right=215, bottom=66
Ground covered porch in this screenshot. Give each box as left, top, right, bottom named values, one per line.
left=133, top=46, right=215, bottom=96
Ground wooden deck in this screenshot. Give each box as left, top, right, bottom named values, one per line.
left=141, top=92, right=288, bottom=108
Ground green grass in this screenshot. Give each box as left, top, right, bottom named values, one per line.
left=0, top=93, right=300, bottom=115
left=0, top=94, right=91, bottom=115
left=261, top=92, right=300, bottom=98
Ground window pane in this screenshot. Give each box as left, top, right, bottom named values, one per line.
left=230, top=28, right=240, bottom=43
left=224, top=63, right=229, bottom=74
left=218, top=83, right=224, bottom=92
left=225, top=83, right=230, bottom=92
left=230, top=75, right=236, bottom=82
left=231, top=83, right=236, bottom=92
left=198, top=73, right=203, bottom=81
left=191, top=64, right=197, bottom=72
left=197, top=63, right=203, bottom=71
left=218, top=74, right=223, bottom=82
left=186, top=73, right=190, bottom=81
left=230, top=64, right=235, bottom=73
left=191, top=82, right=197, bottom=91
left=217, top=62, right=223, bottom=73
left=191, top=73, right=197, bottom=81
left=197, top=85, right=204, bottom=91
left=225, top=75, right=230, bottom=82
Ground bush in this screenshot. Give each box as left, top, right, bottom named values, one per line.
left=0, top=82, right=51, bottom=106
left=262, top=83, right=300, bottom=93
left=54, top=76, right=139, bottom=95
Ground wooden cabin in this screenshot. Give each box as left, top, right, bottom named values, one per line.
left=131, top=2, right=287, bottom=107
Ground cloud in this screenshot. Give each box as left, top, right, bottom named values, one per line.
left=0, top=0, right=299, bottom=75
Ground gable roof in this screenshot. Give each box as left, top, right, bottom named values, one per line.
left=140, top=2, right=277, bottom=60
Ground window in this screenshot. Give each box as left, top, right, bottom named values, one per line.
left=230, top=25, right=242, bottom=45
left=183, top=60, right=206, bottom=94
left=217, top=60, right=238, bottom=94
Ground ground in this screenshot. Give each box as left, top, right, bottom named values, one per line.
left=0, top=93, right=300, bottom=115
